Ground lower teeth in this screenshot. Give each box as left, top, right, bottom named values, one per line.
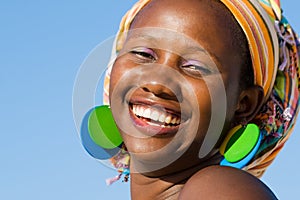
left=138, top=116, right=178, bottom=127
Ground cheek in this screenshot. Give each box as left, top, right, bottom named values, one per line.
left=223, top=74, right=241, bottom=123
left=109, top=57, right=132, bottom=97
left=195, top=87, right=212, bottom=127
left=192, top=77, right=233, bottom=147
left=109, top=59, right=122, bottom=96
left=188, top=81, right=213, bottom=146
left=109, top=54, right=142, bottom=96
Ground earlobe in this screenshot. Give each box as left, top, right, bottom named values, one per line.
left=235, top=85, right=264, bottom=123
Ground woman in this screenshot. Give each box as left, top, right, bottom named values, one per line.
left=82, top=0, right=299, bottom=199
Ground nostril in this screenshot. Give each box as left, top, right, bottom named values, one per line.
left=159, top=92, right=179, bottom=101
left=141, top=84, right=181, bottom=102
left=142, top=87, right=151, bottom=92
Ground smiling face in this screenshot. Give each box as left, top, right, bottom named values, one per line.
left=109, top=0, right=249, bottom=174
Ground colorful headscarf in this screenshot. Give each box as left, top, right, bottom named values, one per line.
left=103, top=0, right=300, bottom=180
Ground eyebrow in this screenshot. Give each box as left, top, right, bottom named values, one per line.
left=126, top=32, right=159, bottom=45
left=127, top=32, right=206, bottom=52
left=185, top=45, right=206, bottom=54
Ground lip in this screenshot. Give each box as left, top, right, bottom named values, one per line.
left=127, top=95, right=189, bottom=137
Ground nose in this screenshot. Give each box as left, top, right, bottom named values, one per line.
left=141, top=52, right=183, bottom=102
left=141, top=82, right=182, bottom=102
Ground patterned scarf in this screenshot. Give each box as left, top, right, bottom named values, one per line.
left=103, top=0, right=300, bottom=182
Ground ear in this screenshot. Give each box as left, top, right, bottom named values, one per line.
left=234, top=85, right=264, bottom=123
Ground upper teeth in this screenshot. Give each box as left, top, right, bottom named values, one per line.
left=132, top=104, right=181, bottom=125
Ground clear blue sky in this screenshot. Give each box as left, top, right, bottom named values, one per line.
left=0, top=1, right=299, bottom=199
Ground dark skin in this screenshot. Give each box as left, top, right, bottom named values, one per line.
left=109, top=0, right=276, bottom=199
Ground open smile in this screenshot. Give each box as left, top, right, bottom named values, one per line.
left=129, top=101, right=185, bottom=137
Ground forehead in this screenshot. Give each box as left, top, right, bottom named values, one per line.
left=128, top=0, right=243, bottom=70
left=131, top=0, right=233, bottom=38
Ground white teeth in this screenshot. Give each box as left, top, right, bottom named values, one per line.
left=135, top=106, right=139, bottom=115
left=151, top=110, right=159, bottom=121
left=144, top=108, right=151, bottom=119
left=165, top=115, right=172, bottom=124
left=147, top=121, right=161, bottom=127
left=171, top=117, right=177, bottom=124
left=132, top=104, right=181, bottom=126
left=158, top=114, right=166, bottom=123
left=137, top=106, right=144, bottom=116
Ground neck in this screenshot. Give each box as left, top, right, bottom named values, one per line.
left=130, top=172, right=185, bottom=200
left=130, top=151, right=222, bottom=200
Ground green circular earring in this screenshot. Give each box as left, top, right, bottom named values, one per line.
left=80, top=106, right=122, bottom=160
left=219, top=123, right=262, bottom=168
left=87, top=105, right=123, bottom=149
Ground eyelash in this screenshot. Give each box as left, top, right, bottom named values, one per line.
left=130, top=48, right=157, bottom=62
left=181, top=61, right=212, bottom=77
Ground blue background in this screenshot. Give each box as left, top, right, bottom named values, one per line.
left=1, top=1, right=299, bottom=199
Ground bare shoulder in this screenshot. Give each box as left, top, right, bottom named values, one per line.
left=179, top=165, right=278, bottom=200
